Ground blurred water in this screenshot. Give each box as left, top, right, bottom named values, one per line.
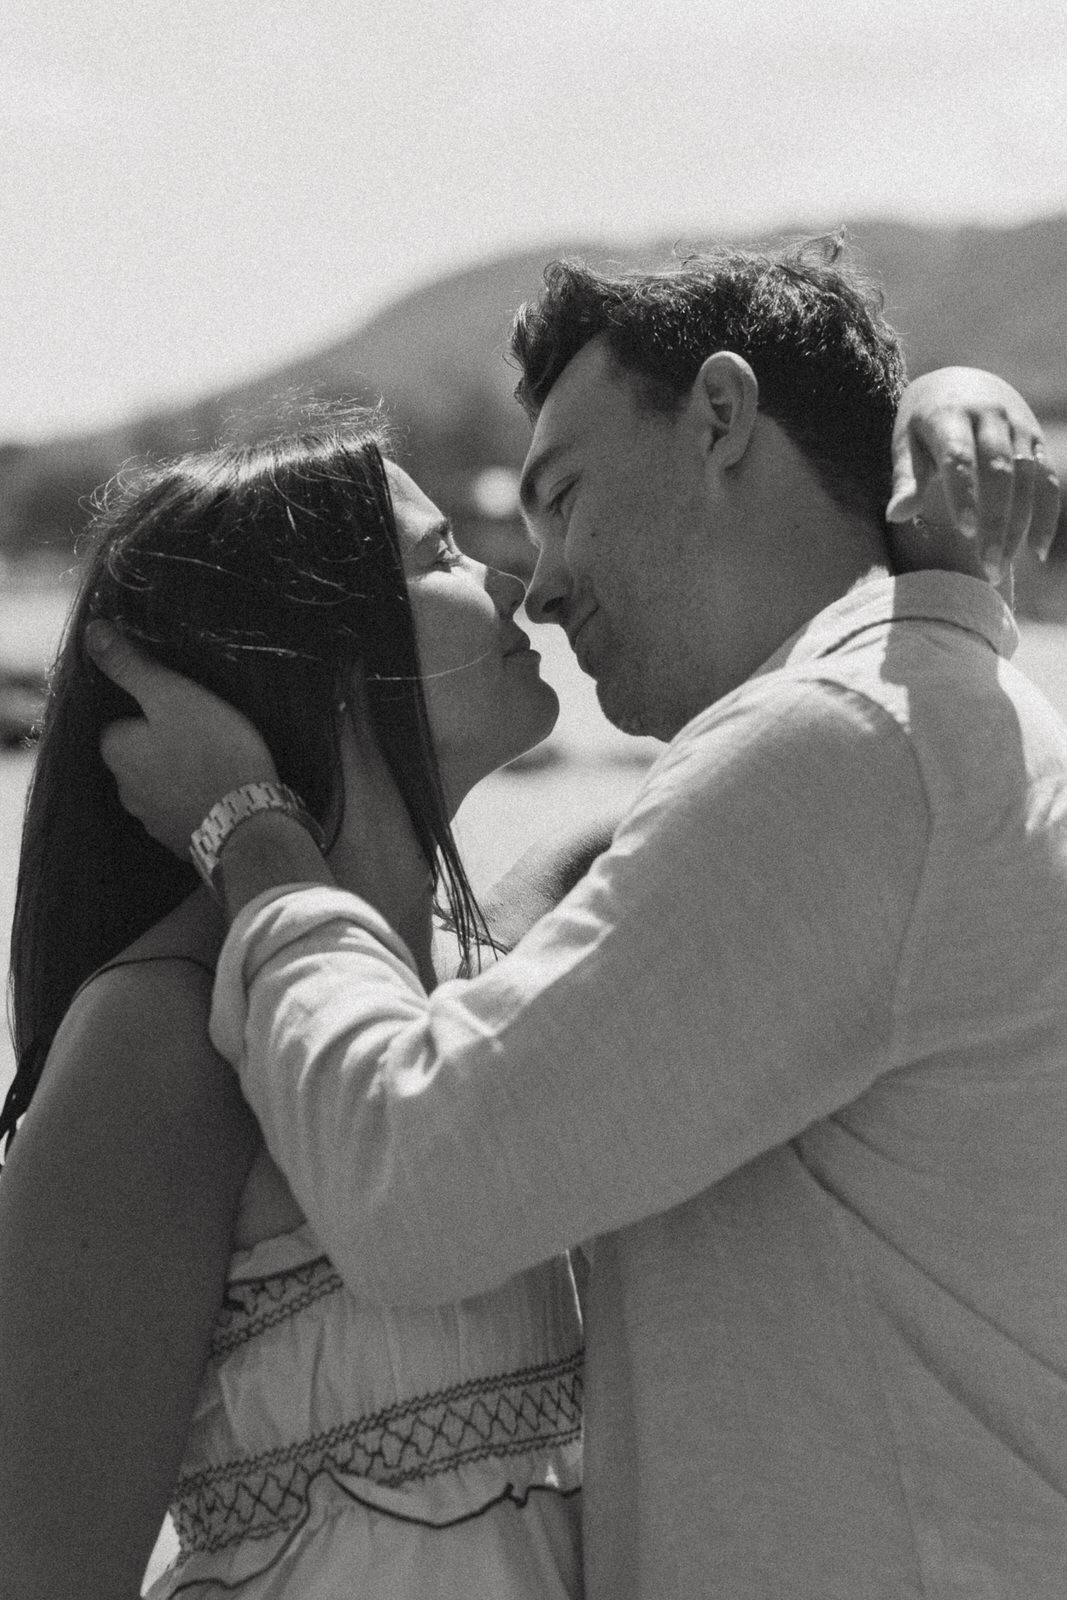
left=0, top=569, right=74, bottom=672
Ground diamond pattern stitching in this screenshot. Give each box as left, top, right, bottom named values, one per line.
left=171, top=1351, right=583, bottom=1555
left=211, top=1255, right=342, bottom=1359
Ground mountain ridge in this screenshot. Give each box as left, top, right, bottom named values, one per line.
left=3, top=214, right=1066, bottom=557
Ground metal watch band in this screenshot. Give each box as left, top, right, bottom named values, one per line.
left=188, top=781, right=325, bottom=891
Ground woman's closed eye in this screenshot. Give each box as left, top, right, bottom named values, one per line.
left=433, top=541, right=464, bottom=570
left=411, top=522, right=464, bottom=573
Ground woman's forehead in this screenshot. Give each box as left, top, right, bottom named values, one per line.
left=385, top=462, right=445, bottom=539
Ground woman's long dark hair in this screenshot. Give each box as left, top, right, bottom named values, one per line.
left=2, top=414, right=491, bottom=1158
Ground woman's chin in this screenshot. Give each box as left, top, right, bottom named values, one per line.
left=499, top=682, right=560, bottom=763
left=443, top=687, right=561, bottom=800
left=520, top=690, right=561, bottom=757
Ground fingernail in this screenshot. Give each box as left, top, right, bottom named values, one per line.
left=85, top=620, right=115, bottom=655
left=885, top=491, right=914, bottom=524
left=959, top=509, right=980, bottom=542
left=983, top=556, right=1002, bottom=583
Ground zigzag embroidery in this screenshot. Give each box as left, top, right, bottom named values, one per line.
left=210, top=1255, right=343, bottom=1359
left=172, top=1350, right=584, bottom=1555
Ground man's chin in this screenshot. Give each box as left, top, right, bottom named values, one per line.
left=595, top=678, right=654, bottom=739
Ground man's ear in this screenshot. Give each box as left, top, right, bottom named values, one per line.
left=691, top=351, right=759, bottom=471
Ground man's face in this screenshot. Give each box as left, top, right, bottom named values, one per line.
left=520, top=336, right=713, bottom=739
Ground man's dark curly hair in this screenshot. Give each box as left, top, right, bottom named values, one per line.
left=509, top=233, right=907, bottom=525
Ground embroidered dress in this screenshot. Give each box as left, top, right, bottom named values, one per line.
left=146, top=1223, right=583, bottom=1597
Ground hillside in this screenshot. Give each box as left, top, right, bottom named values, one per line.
left=2, top=215, right=1066, bottom=559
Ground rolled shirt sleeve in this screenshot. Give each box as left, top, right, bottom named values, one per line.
left=210, top=676, right=930, bottom=1307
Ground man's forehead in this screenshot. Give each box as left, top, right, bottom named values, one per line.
left=519, top=339, right=622, bottom=511
left=538, top=336, right=618, bottom=430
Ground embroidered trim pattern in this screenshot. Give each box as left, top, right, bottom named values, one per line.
left=171, top=1350, right=584, bottom=1555
left=210, top=1255, right=343, bottom=1359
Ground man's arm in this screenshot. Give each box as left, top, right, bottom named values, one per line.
left=208, top=679, right=929, bottom=1307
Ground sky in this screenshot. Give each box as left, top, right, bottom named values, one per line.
left=3, top=0, right=1065, bottom=442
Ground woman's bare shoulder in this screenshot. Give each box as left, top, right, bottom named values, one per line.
left=64, top=890, right=221, bottom=1029
left=45, top=891, right=234, bottom=1128
left=107, top=885, right=224, bottom=972
left=7, top=894, right=259, bottom=1261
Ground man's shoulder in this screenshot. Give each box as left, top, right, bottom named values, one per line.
left=639, top=669, right=926, bottom=841
left=807, top=606, right=1067, bottom=765
left=745, top=611, right=1067, bottom=827
left=738, top=605, right=1019, bottom=759
left=667, top=664, right=911, bottom=772
left=608, top=664, right=931, bottom=928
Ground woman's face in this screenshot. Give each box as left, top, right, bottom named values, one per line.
left=387, top=463, right=559, bottom=803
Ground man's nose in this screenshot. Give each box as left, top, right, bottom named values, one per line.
left=524, top=542, right=572, bottom=626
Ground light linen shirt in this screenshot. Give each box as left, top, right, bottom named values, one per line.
left=212, top=572, right=1067, bottom=1599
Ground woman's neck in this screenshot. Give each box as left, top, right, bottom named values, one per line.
left=327, top=828, right=436, bottom=988
left=326, top=726, right=443, bottom=989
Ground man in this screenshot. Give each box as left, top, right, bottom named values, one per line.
left=92, top=240, right=1066, bottom=1596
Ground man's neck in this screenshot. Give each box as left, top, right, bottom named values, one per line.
left=713, top=513, right=889, bottom=703
left=718, top=421, right=893, bottom=688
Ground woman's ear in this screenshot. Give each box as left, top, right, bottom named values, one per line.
left=691, top=351, right=760, bottom=472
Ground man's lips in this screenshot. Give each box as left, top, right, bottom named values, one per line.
left=566, top=612, right=600, bottom=673
left=567, top=612, right=596, bottom=653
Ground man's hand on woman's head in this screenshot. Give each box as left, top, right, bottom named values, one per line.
left=887, top=368, right=1061, bottom=580
left=85, top=621, right=278, bottom=857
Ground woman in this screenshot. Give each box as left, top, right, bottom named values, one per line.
left=0, top=416, right=585, bottom=1598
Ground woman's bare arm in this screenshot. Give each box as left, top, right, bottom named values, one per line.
left=0, top=962, right=259, bottom=1600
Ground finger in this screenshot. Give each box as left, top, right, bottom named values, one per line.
left=971, top=412, right=1014, bottom=573
left=910, top=413, right=980, bottom=541
left=997, top=456, right=1037, bottom=569
left=886, top=422, right=930, bottom=524
left=1029, top=443, right=1063, bottom=562
left=98, top=718, right=150, bottom=784
left=84, top=621, right=170, bottom=714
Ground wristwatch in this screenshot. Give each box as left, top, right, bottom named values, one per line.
left=189, top=781, right=325, bottom=893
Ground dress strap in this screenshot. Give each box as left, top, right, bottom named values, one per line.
left=75, top=952, right=216, bottom=994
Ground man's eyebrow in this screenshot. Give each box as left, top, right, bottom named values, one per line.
left=518, top=441, right=571, bottom=515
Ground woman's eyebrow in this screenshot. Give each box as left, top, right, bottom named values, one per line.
left=413, top=518, right=455, bottom=556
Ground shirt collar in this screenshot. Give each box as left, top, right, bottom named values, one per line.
left=755, top=570, right=1019, bottom=681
